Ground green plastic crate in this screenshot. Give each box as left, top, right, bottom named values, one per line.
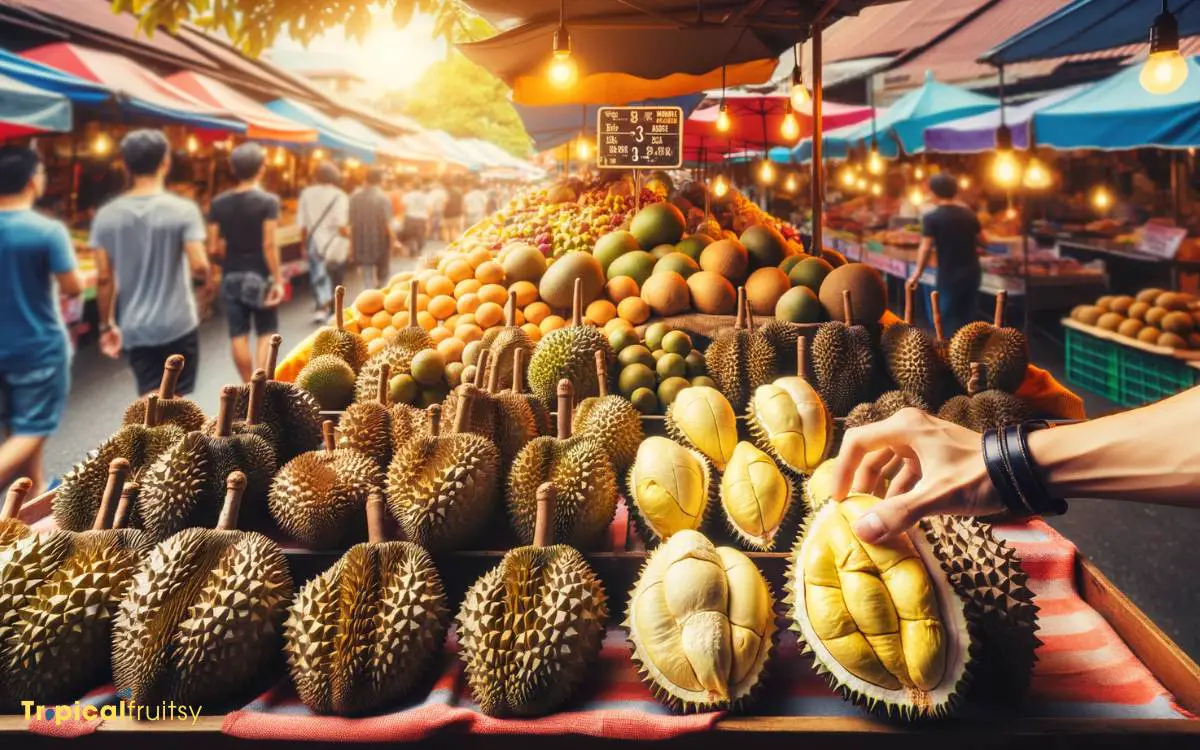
left=1064, top=327, right=1121, bottom=403
left=1065, top=326, right=1199, bottom=407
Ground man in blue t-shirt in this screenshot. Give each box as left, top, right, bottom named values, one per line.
left=0, top=146, right=83, bottom=495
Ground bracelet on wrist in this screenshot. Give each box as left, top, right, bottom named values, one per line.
left=981, top=421, right=1068, bottom=518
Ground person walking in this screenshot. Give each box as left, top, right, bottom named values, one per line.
left=349, top=168, right=396, bottom=291
left=427, top=179, right=447, bottom=242
left=463, top=179, right=488, bottom=231
left=400, top=179, right=430, bottom=256
left=0, top=146, right=83, bottom=494
left=442, top=177, right=464, bottom=241
left=207, top=143, right=285, bottom=382
left=91, top=130, right=210, bottom=396
left=908, top=172, right=984, bottom=337
left=297, top=161, right=350, bottom=323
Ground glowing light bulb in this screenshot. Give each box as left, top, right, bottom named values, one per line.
left=273, top=149, right=286, bottom=167
left=866, top=148, right=885, bottom=176
left=790, top=83, right=811, bottom=110
left=716, top=103, right=732, bottom=133
left=712, top=175, right=729, bottom=197
left=345, top=157, right=361, bottom=170
left=1140, top=49, right=1189, bottom=95
left=839, top=166, right=856, bottom=188
left=759, top=160, right=775, bottom=184
left=784, top=173, right=798, bottom=192
left=914, top=166, right=925, bottom=180
left=1004, top=207, right=1018, bottom=220
left=186, top=134, right=199, bottom=154
left=958, top=176, right=971, bottom=190
left=1092, top=186, right=1113, bottom=211
left=781, top=110, right=801, bottom=141
left=1023, top=157, right=1051, bottom=189
left=548, top=50, right=578, bottom=88
left=313, top=148, right=326, bottom=161
left=908, top=187, right=924, bottom=206
left=92, top=132, right=112, bottom=157
left=869, top=182, right=883, bottom=197
left=991, top=150, right=1020, bottom=188
left=855, top=176, right=868, bottom=192
left=576, top=138, right=591, bottom=161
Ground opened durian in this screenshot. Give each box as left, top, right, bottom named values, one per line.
left=139, top=386, right=277, bottom=541
left=122, top=355, right=206, bottom=432
left=481, top=290, right=534, bottom=392
left=270, top=421, right=383, bottom=548
left=746, top=336, right=832, bottom=477
left=948, top=291, right=1029, bottom=393
left=488, top=349, right=546, bottom=469
left=527, top=279, right=613, bottom=407
left=812, top=290, right=876, bottom=417
left=441, top=349, right=498, bottom=443
left=937, top=363, right=1031, bottom=432
left=355, top=282, right=434, bottom=403
left=881, top=284, right=958, bottom=409
left=1, top=479, right=34, bottom=548
left=720, top=441, right=797, bottom=551
left=704, top=288, right=775, bottom=411
left=386, top=390, right=499, bottom=552
left=786, top=493, right=975, bottom=720
left=626, top=529, right=775, bottom=712
left=55, top=394, right=186, bottom=531
left=311, top=285, right=368, bottom=373
left=802, top=459, right=837, bottom=508
left=845, top=390, right=929, bottom=430
left=284, top=495, right=448, bottom=715
left=338, top=362, right=397, bottom=470
left=626, top=436, right=713, bottom=542
left=230, top=335, right=324, bottom=463
left=0, top=459, right=153, bottom=708
left=665, top=385, right=737, bottom=472
left=507, top=379, right=617, bottom=548
left=572, top=349, right=644, bottom=472
left=458, top=483, right=607, bottom=716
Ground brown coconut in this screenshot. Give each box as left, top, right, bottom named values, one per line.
left=699, top=239, right=749, bottom=284
left=686, top=271, right=737, bottom=314
left=744, top=267, right=791, bottom=316
left=641, top=271, right=691, bottom=316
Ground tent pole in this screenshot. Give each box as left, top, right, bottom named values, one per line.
left=810, top=17, right=825, bottom=254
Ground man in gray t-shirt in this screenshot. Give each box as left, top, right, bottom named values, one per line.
left=90, top=130, right=210, bottom=395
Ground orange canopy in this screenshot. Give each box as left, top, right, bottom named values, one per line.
left=510, top=58, right=777, bottom=106
left=165, top=71, right=318, bottom=143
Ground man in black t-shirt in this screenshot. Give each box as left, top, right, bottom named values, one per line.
left=909, top=173, right=984, bottom=337
left=207, top=143, right=284, bottom=381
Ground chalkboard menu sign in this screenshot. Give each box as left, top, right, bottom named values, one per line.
left=596, top=106, right=683, bottom=169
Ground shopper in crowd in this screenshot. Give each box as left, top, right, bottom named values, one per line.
left=463, top=179, right=489, bottom=230
left=297, top=161, right=350, bottom=323
left=400, top=178, right=430, bottom=255
left=0, top=146, right=83, bottom=494
left=442, top=177, right=465, bottom=241
left=349, top=168, right=396, bottom=291
left=908, top=172, right=984, bottom=337
left=207, top=143, right=285, bottom=382
left=91, top=129, right=210, bottom=396
left=427, top=179, right=448, bottom=242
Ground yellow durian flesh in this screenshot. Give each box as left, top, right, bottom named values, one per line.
left=669, top=387, right=737, bottom=471
left=628, top=437, right=710, bottom=540
left=751, top=379, right=830, bottom=475
left=720, top=441, right=792, bottom=549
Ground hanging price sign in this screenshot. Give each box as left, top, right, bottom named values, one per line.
left=596, top=106, right=683, bottom=169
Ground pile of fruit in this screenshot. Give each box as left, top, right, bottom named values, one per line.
left=609, top=321, right=712, bottom=414
left=1070, top=288, right=1200, bottom=350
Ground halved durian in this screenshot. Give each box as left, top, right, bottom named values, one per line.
left=719, top=441, right=797, bottom=550
left=746, top=336, right=831, bottom=477
left=625, top=436, right=713, bottom=543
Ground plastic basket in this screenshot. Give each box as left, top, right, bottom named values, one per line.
left=1065, top=327, right=1121, bottom=404
left=1065, top=326, right=1199, bottom=407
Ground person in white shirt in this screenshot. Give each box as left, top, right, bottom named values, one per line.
left=426, top=180, right=448, bottom=242
left=463, top=180, right=489, bottom=230
left=297, top=162, right=350, bottom=323
left=400, top=179, right=430, bottom=255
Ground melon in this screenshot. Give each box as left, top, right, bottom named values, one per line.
left=654, top=252, right=701, bottom=279
left=741, top=225, right=788, bottom=269
left=776, top=286, right=824, bottom=323
left=630, top=203, right=686, bottom=248
left=593, top=231, right=642, bottom=273
left=687, top=271, right=737, bottom=315
left=607, top=250, right=657, bottom=287
left=502, top=242, right=548, bottom=284
left=818, top=263, right=887, bottom=323
left=642, top=271, right=691, bottom=316
left=788, top=256, right=833, bottom=292
left=676, top=235, right=712, bottom=261
left=821, top=248, right=847, bottom=268
left=745, top=267, right=791, bottom=316
left=539, top=251, right=605, bottom=309
left=699, top=239, right=749, bottom=284
left=779, top=256, right=803, bottom=275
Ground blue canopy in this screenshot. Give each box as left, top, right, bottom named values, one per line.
left=0, top=48, right=109, bottom=105
left=1033, top=55, right=1200, bottom=150
left=793, top=121, right=892, bottom=163
left=514, top=94, right=705, bottom=152
left=725, top=146, right=795, bottom=164
left=0, top=71, right=72, bottom=136
left=839, top=72, right=996, bottom=155
left=986, top=0, right=1200, bottom=65
left=923, top=86, right=1086, bottom=153
left=266, top=99, right=376, bottom=163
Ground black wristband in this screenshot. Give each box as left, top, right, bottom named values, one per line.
left=1007, top=421, right=1069, bottom=516
left=982, top=428, right=1031, bottom=517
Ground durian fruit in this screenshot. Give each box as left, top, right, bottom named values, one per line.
left=499, top=347, right=552, bottom=437
left=937, top=363, right=1031, bottom=432
left=0, top=478, right=34, bottom=548
left=204, top=369, right=280, bottom=451
left=457, top=483, right=607, bottom=716
left=355, top=282, right=434, bottom=403
left=0, top=459, right=153, bottom=708
left=947, top=291, right=1029, bottom=393
left=270, top=421, right=384, bottom=548
left=626, top=436, right=713, bottom=542
left=232, top=335, right=324, bottom=463
left=297, top=354, right=357, bottom=411
left=390, top=400, right=432, bottom=450
left=754, top=317, right=802, bottom=384
left=386, top=390, right=500, bottom=552
left=785, top=493, right=976, bottom=720
left=112, top=472, right=294, bottom=707
left=665, top=385, right=737, bottom=471
left=881, top=283, right=957, bottom=409
left=812, top=289, right=876, bottom=417
left=845, top=390, right=929, bottom=430
left=527, top=278, right=614, bottom=407
left=122, top=355, right=207, bottom=432
left=441, top=349, right=498, bottom=443
left=338, top=362, right=397, bottom=471
left=55, top=394, right=186, bottom=531
left=488, top=349, right=546, bottom=469
left=802, top=459, right=837, bottom=508
left=283, top=494, right=448, bottom=715
left=311, top=285, right=368, bottom=373
left=626, top=529, right=775, bottom=712
left=139, top=386, right=277, bottom=541
left=572, top=349, right=644, bottom=472
left=720, top=441, right=797, bottom=551
left=704, top=287, right=775, bottom=411
left=481, top=290, right=534, bottom=392
left=507, top=379, right=617, bottom=548
left=746, top=336, right=832, bottom=477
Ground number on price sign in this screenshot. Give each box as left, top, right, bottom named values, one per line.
left=597, top=106, right=683, bottom=169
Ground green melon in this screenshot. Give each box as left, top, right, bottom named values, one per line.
left=630, top=203, right=686, bottom=248
left=651, top=244, right=677, bottom=259
left=775, top=286, right=824, bottom=323
left=539, top=251, right=605, bottom=308
left=788, top=256, right=834, bottom=292
left=741, top=225, right=788, bottom=269
left=619, top=364, right=657, bottom=397
left=654, top=252, right=701, bottom=279
left=502, top=242, right=548, bottom=284
left=779, top=256, right=804, bottom=275
left=593, top=231, right=643, bottom=274
left=676, top=235, right=712, bottom=261
left=607, top=250, right=658, bottom=287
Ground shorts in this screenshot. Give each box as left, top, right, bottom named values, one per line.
left=221, top=274, right=280, bottom=339
left=0, top=358, right=71, bottom=437
left=128, top=329, right=200, bottom=396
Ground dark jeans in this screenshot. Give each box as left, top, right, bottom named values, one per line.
left=936, top=265, right=982, bottom=338
left=128, top=329, right=200, bottom=395
left=327, top=261, right=348, bottom=302
left=359, top=254, right=391, bottom=291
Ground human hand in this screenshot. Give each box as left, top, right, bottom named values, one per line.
left=831, top=408, right=1003, bottom=543
left=263, top=282, right=285, bottom=308
left=906, top=275, right=921, bottom=290
left=100, top=326, right=123, bottom=359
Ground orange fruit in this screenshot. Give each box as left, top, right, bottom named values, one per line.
left=414, top=270, right=436, bottom=293
left=384, top=289, right=407, bottom=314
left=457, top=313, right=477, bottom=328
left=367, top=337, right=387, bottom=356
left=444, top=314, right=460, bottom=330
left=604, top=317, right=633, bottom=335
left=475, top=260, right=505, bottom=285
left=415, top=293, right=430, bottom=312
left=429, top=326, right=452, bottom=345
left=367, top=310, right=389, bottom=330
left=454, top=323, right=483, bottom=343
left=381, top=327, right=398, bottom=342
left=391, top=311, right=409, bottom=329
left=521, top=323, right=542, bottom=342
left=606, top=276, right=640, bottom=304
left=585, top=300, right=617, bottom=326
left=426, top=274, right=455, bottom=298
left=355, top=289, right=385, bottom=316
left=468, top=248, right=493, bottom=268
left=343, top=318, right=361, bottom=335
left=445, top=259, right=473, bottom=283
left=475, top=301, right=505, bottom=328
left=478, top=283, right=508, bottom=306
left=429, top=295, right=457, bottom=320
left=540, top=315, right=566, bottom=335
left=513, top=309, right=526, bottom=326
left=618, top=297, right=650, bottom=324
left=416, top=311, right=437, bottom=331
left=360, top=326, right=381, bottom=342
left=438, top=337, right=466, bottom=363
left=454, top=278, right=482, bottom=298
left=388, top=272, right=411, bottom=288
left=457, top=293, right=480, bottom=315
left=524, top=301, right=551, bottom=325
left=509, top=280, right=538, bottom=307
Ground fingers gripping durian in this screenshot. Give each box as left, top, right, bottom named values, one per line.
left=626, top=530, right=776, bottom=712
left=458, top=483, right=607, bottom=717
left=113, top=472, right=294, bottom=707
left=626, top=436, right=713, bottom=542
left=0, top=478, right=34, bottom=548
left=704, top=288, right=775, bottom=411
left=948, top=291, right=1029, bottom=394
left=236, top=335, right=324, bottom=463
left=527, top=279, right=614, bottom=407
left=665, top=386, right=737, bottom=472
left=311, top=286, right=369, bottom=373
left=122, top=355, right=206, bottom=432
left=720, top=442, right=797, bottom=551
left=481, top=290, right=534, bottom=392
left=339, top=362, right=398, bottom=471
left=747, top=336, right=832, bottom=477
left=1, top=460, right=153, bottom=708
left=573, top=350, right=644, bottom=473
left=355, top=283, right=434, bottom=404
left=284, top=495, right=448, bottom=716
left=786, top=494, right=975, bottom=720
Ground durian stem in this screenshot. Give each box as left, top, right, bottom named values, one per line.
left=511, top=349, right=526, bottom=394
left=930, top=291, right=945, bottom=343
left=159, top=355, right=185, bottom=399
left=216, top=472, right=247, bottom=531
left=377, top=363, right=391, bottom=405
left=904, top=281, right=915, bottom=325
left=735, top=287, right=747, bottom=329
left=322, top=420, right=336, bottom=452
left=594, top=350, right=609, bottom=397
left=475, top=350, right=490, bottom=389
left=797, top=335, right=808, bottom=380
left=1, top=477, right=33, bottom=521
left=93, top=458, right=131, bottom=531
left=556, top=379, right=574, bottom=439
left=968, top=362, right=987, bottom=396
left=742, top=289, right=755, bottom=331
left=428, top=404, right=442, bottom=437
left=506, top=290, right=518, bottom=327
left=842, top=289, right=855, bottom=326
left=366, top=492, right=388, bottom=544
left=266, top=334, right=282, bottom=380
left=216, top=385, right=239, bottom=437
left=408, top=280, right=419, bottom=329
left=246, top=371, right=267, bottom=426
left=994, top=290, right=1007, bottom=328
left=487, top=351, right=501, bottom=393
left=571, top=278, right=584, bottom=327
left=533, top=482, right=557, bottom=547
left=334, top=285, right=345, bottom=330
left=144, top=394, right=159, bottom=428
left=453, top=387, right=474, bottom=434
left=114, top=482, right=137, bottom=530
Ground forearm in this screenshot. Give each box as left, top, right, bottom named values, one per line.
left=97, top=278, right=116, bottom=327
left=264, top=222, right=282, bottom=282
left=1028, top=386, right=1200, bottom=507
left=912, top=242, right=931, bottom=277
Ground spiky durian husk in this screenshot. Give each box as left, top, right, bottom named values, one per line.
left=922, top=516, right=1040, bottom=701
left=311, top=327, right=369, bottom=374
left=338, top=402, right=393, bottom=471
left=456, top=545, right=607, bottom=717
left=948, top=324, right=1029, bottom=394
left=297, top=355, right=357, bottom=411
left=389, top=403, right=430, bottom=448
left=0, top=529, right=152, bottom=706
left=440, top=387, right=498, bottom=444
left=755, top=319, right=801, bottom=382
left=54, top=423, right=186, bottom=532
left=492, top=392, right=543, bottom=468
left=123, top=397, right=206, bottom=433
left=233, top=381, right=323, bottom=463
left=526, top=327, right=613, bottom=407
left=811, top=321, right=875, bottom=417
left=966, top=390, right=1032, bottom=431
left=572, top=395, right=644, bottom=472
left=937, top=394, right=971, bottom=429
left=112, top=527, right=293, bottom=706
left=506, top=436, right=617, bottom=548
left=484, top=327, right=534, bottom=392
left=269, top=450, right=383, bottom=548
left=703, top=330, right=774, bottom=411
left=284, top=541, right=447, bottom=715
left=881, top=323, right=959, bottom=410
left=385, top=433, right=499, bottom=552
left=844, top=390, right=929, bottom=430
left=138, top=432, right=277, bottom=542
left=354, top=333, right=432, bottom=403
left=201, top=417, right=279, bottom=449
left=0, top=519, right=31, bottom=549
left=0, top=531, right=73, bottom=708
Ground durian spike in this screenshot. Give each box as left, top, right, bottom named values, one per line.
left=571, top=278, right=584, bottom=327
left=366, top=491, right=388, bottom=544
left=797, top=335, right=809, bottom=380
left=377, top=362, right=392, bottom=405
left=735, top=287, right=747, bottom=329
left=1, top=477, right=33, bottom=521
left=842, top=289, right=855, bottom=326
left=994, top=290, right=1008, bottom=328
left=408, top=280, right=419, bottom=328
left=114, top=482, right=138, bottom=530
left=532, top=482, right=557, bottom=547
left=428, top=404, right=442, bottom=437
left=511, top=349, right=527, bottom=395
left=246, top=370, right=267, bottom=425
left=93, top=457, right=131, bottom=531
left=266, top=334, right=283, bottom=379
left=216, top=385, right=239, bottom=437
left=216, top=471, right=247, bottom=531
left=968, top=362, right=987, bottom=397
left=158, top=354, right=185, bottom=399
left=453, top=386, right=475, bottom=434
left=556, top=379, right=574, bottom=439
left=506, top=290, right=518, bottom=327
left=144, top=393, right=159, bottom=428
left=904, top=281, right=915, bottom=325
left=334, top=285, right=346, bottom=331
left=322, top=420, right=337, bottom=452
left=594, top=350, right=609, bottom=397
left=487, top=351, right=501, bottom=393
left=931, top=291, right=945, bottom=344
left=475, top=350, right=491, bottom=389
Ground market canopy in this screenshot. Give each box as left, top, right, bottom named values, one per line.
left=0, top=48, right=110, bottom=104
left=331, top=116, right=439, bottom=163
left=165, top=72, right=318, bottom=143
left=688, top=94, right=874, bottom=152
left=923, top=86, right=1087, bottom=153
left=1032, top=55, right=1200, bottom=150
left=838, top=71, right=995, bottom=154
left=20, top=43, right=243, bottom=132
left=985, top=0, right=1200, bottom=64
left=427, top=130, right=483, bottom=169
left=793, top=118, right=890, bottom=163
left=0, top=71, right=71, bottom=138
left=513, top=94, right=704, bottom=151
left=265, top=98, right=375, bottom=163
